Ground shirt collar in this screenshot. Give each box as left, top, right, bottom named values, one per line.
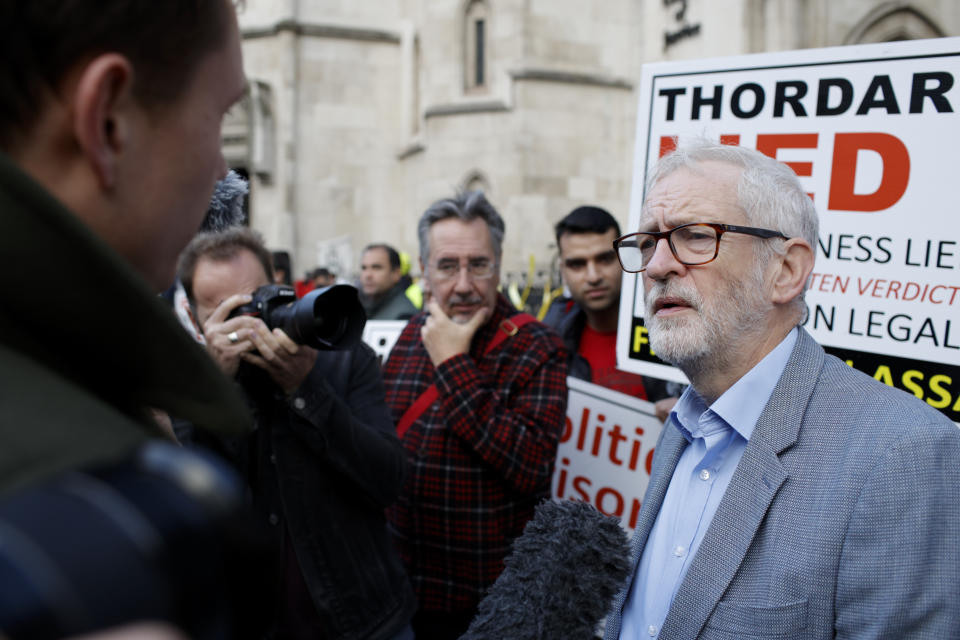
left=670, top=327, right=798, bottom=443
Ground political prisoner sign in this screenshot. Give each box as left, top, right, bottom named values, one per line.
left=551, top=377, right=664, bottom=532
left=616, top=37, right=960, bottom=423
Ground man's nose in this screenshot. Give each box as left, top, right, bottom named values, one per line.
left=453, top=265, right=473, bottom=291
left=585, top=260, right=600, bottom=282
left=644, top=238, right=684, bottom=280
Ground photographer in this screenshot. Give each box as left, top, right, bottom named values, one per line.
left=177, top=228, right=416, bottom=640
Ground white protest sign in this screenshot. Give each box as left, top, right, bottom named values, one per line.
left=616, top=37, right=960, bottom=422
left=551, top=377, right=664, bottom=532
left=362, top=320, right=407, bottom=365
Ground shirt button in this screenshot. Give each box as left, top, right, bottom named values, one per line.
left=293, top=397, right=306, bottom=410
left=648, top=625, right=658, bottom=636
left=269, top=513, right=279, bottom=526
left=673, top=545, right=686, bottom=557
left=699, top=469, right=711, bottom=481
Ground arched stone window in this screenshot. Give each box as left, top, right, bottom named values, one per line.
left=464, top=0, right=490, bottom=93
left=845, top=4, right=944, bottom=44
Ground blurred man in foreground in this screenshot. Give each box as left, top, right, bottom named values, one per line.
left=0, top=0, right=249, bottom=491
left=0, top=2, right=258, bottom=636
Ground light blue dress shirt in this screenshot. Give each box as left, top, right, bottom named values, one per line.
left=619, top=328, right=798, bottom=639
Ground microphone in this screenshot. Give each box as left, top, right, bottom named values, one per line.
left=200, top=170, right=248, bottom=232
left=460, top=499, right=632, bottom=640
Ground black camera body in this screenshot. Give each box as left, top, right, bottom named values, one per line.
left=228, top=284, right=366, bottom=350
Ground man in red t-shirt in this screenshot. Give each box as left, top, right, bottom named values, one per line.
left=546, top=206, right=680, bottom=419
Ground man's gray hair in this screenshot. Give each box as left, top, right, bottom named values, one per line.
left=417, top=190, right=505, bottom=262
left=646, top=138, right=819, bottom=317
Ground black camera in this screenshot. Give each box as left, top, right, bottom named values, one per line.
left=0, top=442, right=273, bottom=640
left=228, top=284, right=366, bottom=350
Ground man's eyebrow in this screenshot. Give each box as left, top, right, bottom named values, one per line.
left=637, top=216, right=658, bottom=232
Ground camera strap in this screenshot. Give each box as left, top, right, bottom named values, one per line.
left=395, top=313, right=537, bottom=439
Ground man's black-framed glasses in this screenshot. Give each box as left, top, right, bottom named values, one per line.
left=613, top=222, right=788, bottom=273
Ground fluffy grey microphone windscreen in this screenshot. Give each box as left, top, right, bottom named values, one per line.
left=461, top=499, right=632, bottom=640
left=200, top=170, right=248, bottom=232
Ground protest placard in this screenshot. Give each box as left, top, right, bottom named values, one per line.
left=616, top=38, right=960, bottom=422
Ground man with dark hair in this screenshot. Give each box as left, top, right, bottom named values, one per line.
left=272, top=251, right=294, bottom=286
left=382, top=191, right=568, bottom=640
left=547, top=206, right=678, bottom=415
left=178, top=227, right=417, bottom=640
left=312, top=266, right=336, bottom=288
left=360, top=243, right=418, bottom=320
left=0, top=0, right=249, bottom=491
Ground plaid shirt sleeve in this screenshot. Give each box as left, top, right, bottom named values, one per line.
left=433, top=326, right=568, bottom=495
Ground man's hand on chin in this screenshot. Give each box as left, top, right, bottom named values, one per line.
left=421, top=300, right=490, bottom=366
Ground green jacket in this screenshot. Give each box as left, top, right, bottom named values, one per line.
left=0, top=152, right=251, bottom=495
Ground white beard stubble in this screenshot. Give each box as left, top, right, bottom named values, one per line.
left=644, top=266, right=771, bottom=377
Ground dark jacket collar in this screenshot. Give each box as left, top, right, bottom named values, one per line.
left=0, top=152, right=250, bottom=435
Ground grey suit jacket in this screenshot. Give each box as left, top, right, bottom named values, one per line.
left=604, top=328, right=960, bottom=639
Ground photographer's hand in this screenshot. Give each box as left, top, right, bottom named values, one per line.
left=202, top=293, right=262, bottom=378
left=241, top=325, right=318, bottom=395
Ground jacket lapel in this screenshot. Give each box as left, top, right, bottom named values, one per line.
left=659, top=329, right=824, bottom=638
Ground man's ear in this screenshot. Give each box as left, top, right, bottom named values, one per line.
left=72, top=54, right=135, bottom=190
left=770, top=238, right=815, bottom=306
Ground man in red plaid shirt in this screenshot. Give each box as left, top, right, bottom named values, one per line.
left=383, top=191, right=569, bottom=640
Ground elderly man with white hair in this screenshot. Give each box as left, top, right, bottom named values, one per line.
left=604, top=139, right=959, bottom=639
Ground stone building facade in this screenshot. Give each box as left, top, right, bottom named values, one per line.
left=225, top=0, right=958, bottom=285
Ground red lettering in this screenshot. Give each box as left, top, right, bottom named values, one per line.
left=659, top=136, right=677, bottom=157
left=829, top=133, right=910, bottom=212
left=661, top=134, right=740, bottom=158
left=591, top=425, right=604, bottom=457
left=555, top=458, right=570, bottom=498
left=572, top=475, right=592, bottom=502
left=596, top=487, right=625, bottom=519
left=756, top=133, right=818, bottom=177
left=608, top=424, right=627, bottom=465
left=576, top=407, right=590, bottom=450
left=628, top=497, right=642, bottom=530
left=818, top=274, right=833, bottom=292
left=886, top=280, right=902, bottom=299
